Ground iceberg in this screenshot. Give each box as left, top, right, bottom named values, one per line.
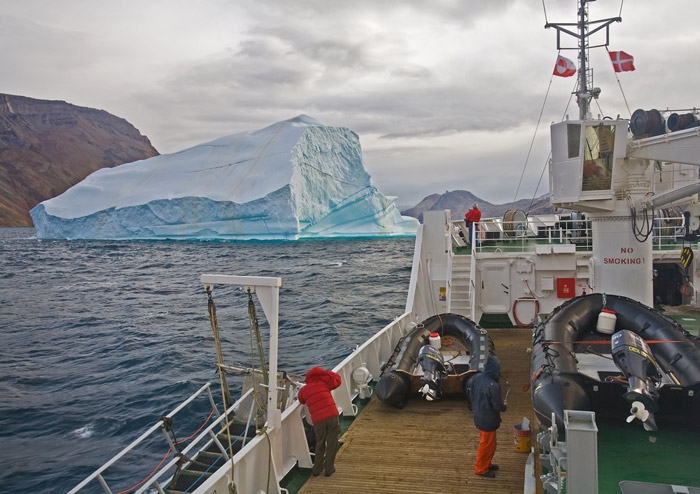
left=30, top=115, right=419, bottom=240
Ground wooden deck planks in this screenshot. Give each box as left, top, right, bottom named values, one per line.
left=299, top=328, right=536, bottom=494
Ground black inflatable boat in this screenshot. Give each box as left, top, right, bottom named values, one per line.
left=376, top=313, right=494, bottom=408
left=531, top=293, right=700, bottom=431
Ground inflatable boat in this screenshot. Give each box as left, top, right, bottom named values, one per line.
left=531, top=293, right=700, bottom=431
left=376, top=313, right=494, bottom=408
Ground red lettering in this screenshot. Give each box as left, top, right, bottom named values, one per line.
left=604, top=257, right=644, bottom=265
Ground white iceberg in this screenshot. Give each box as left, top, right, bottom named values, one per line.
left=30, top=115, right=419, bottom=240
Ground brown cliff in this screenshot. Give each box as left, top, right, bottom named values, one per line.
left=0, top=94, right=159, bottom=226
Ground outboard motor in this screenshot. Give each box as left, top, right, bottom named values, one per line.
left=611, top=329, right=661, bottom=431
left=417, top=344, right=446, bottom=401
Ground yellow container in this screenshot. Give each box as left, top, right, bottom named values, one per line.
left=513, top=424, right=531, bottom=452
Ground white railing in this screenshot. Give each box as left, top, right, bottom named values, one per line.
left=69, top=383, right=230, bottom=493
left=332, top=312, right=415, bottom=417
left=70, top=275, right=419, bottom=494
left=194, top=312, right=415, bottom=494
left=450, top=213, right=687, bottom=253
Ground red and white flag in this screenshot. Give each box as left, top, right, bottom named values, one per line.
left=553, top=55, right=576, bottom=77
left=609, top=51, right=635, bottom=72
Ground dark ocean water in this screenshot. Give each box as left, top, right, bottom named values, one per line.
left=0, top=228, right=415, bottom=493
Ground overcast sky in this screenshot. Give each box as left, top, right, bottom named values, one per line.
left=3, top=0, right=699, bottom=206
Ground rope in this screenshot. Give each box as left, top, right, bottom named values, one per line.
left=246, top=291, right=268, bottom=428
left=262, top=426, right=273, bottom=494
left=558, top=339, right=685, bottom=345
left=116, top=408, right=217, bottom=494
left=116, top=448, right=171, bottom=494
left=528, top=150, right=551, bottom=215
left=618, top=0, right=624, bottom=23
left=513, top=72, right=554, bottom=203
left=248, top=290, right=268, bottom=384
left=526, top=65, right=576, bottom=211
left=206, top=287, right=236, bottom=491
left=606, top=46, right=632, bottom=118
left=541, top=0, right=548, bottom=25
left=178, top=408, right=216, bottom=443
left=208, top=287, right=232, bottom=410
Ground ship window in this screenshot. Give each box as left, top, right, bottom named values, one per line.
left=567, top=124, right=581, bottom=158
left=582, top=123, right=615, bottom=191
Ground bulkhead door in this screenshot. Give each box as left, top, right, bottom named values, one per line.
left=478, top=261, right=511, bottom=313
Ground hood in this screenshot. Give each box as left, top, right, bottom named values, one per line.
left=305, top=366, right=329, bottom=383
left=484, top=356, right=501, bottom=381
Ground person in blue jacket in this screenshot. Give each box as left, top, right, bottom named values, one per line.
left=467, top=355, right=507, bottom=478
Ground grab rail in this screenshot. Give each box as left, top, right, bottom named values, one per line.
left=452, top=214, right=687, bottom=253
left=68, top=383, right=258, bottom=494
left=135, top=388, right=255, bottom=494
left=69, top=383, right=217, bottom=493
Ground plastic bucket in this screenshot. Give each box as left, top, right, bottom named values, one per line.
left=513, top=424, right=531, bottom=452
left=429, top=332, right=441, bottom=349
left=596, top=309, right=617, bottom=335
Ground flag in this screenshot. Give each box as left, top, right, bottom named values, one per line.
left=553, top=55, right=576, bottom=77
left=609, top=51, right=635, bottom=72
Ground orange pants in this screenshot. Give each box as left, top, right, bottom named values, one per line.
left=475, top=430, right=497, bottom=474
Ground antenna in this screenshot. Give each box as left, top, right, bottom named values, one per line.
left=545, top=0, right=621, bottom=119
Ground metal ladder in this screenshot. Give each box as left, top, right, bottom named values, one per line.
left=448, top=253, right=472, bottom=318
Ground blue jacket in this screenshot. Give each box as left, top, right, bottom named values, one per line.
left=468, top=356, right=507, bottom=432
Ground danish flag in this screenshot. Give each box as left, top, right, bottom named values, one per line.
left=609, top=51, right=635, bottom=72
left=553, top=55, right=576, bottom=77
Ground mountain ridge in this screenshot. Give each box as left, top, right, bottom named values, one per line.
left=0, top=93, right=159, bottom=226
left=400, top=189, right=554, bottom=223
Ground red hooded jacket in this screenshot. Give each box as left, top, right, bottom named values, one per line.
left=298, top=367, right=341, bottom=424
left=465, top=208, right=481, bottom=226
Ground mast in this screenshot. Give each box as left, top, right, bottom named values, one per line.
left=545, top=0, right=621, bottom=120
left=576, top=1, right=590, bottom=120
left=546, top=1, right=655, bottom=306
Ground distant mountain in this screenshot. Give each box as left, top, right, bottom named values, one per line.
left=0, top=94, right=159, bottom=226
left=401, top=190, right=554, bottom=223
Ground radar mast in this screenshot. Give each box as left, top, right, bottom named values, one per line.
left=545, top=0, right=621, bottom=119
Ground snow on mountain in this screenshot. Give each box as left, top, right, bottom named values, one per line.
left=30, top=115, right=418, bottom=240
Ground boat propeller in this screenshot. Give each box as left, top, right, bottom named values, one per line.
left=626, top=401, right=657, bottom=432
left=612, top=330, right=661, bottom=431
left=626, top=400, right=649, bottom=423
left=419, top=383, right=435, bottom=401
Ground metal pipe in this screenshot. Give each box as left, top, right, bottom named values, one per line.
left=647, top=180, right=700, bottom=209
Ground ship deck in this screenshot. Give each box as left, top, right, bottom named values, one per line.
left=297, top=328, right=535, bottom=494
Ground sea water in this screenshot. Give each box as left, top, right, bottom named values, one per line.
left=0, top=228, right=414, bottom=493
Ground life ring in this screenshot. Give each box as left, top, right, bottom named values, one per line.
left=513, top=297, right=540, bottom=328
left=682, top=283, right=694, bottom=298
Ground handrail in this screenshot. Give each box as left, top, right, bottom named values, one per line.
left=135, top=388, right=256, bottom=494
left=452, top=213, right=687, bottom=253
left=69, top=383, right=220, bottom=494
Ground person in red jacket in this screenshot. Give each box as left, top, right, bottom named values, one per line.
left=464, top=203, right=482, bottom=246
left=298, top=367, right=342, bottom=477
